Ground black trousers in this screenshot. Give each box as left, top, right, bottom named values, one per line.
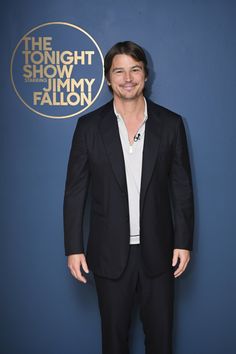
left=94, top=244, right=175, bottom=354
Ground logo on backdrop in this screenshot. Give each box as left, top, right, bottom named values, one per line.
left=10, top=22, right=104, bottom=119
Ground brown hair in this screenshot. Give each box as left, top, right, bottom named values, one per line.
left=104, top=41, right=149, bottom=83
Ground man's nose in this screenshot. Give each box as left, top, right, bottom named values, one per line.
left=124, top=71, right=132, bottom=81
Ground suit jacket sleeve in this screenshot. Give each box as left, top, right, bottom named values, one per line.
left=63, top=118, right=90, bottom=256
left=169, top=117, right=194, bottom=250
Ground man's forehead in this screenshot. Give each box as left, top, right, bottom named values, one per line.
left=111, top=54, right=143, bottom=67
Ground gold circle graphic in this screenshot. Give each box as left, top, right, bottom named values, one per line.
left=10, top=22, right=105, bottom=119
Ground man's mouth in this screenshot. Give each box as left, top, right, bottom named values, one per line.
left=121, top=84, right=136, bottom=90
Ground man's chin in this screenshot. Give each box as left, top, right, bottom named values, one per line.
left=117, top=92, right=143, bottom=101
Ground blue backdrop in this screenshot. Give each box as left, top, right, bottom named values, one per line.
left=1, top=0, right=236, bottom=353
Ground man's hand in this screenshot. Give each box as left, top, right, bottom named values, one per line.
left=172, top=249, right=190, bottom=278
left=67, top=253, right=89, bottom=283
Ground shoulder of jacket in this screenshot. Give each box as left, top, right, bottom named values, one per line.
left=76, top=100, right=113, bottom=127
left=147, top=98, right=182, bottom=123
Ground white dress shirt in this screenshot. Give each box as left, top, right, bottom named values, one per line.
left=114, top=98, right=148, bottom=244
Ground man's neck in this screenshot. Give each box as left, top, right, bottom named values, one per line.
left=114, top=96, right=145, bottom=122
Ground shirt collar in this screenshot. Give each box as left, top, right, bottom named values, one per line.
left=113, top=97, right=148, bottom=122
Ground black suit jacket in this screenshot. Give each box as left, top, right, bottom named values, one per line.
left=63, top=99, right=194, bottom=279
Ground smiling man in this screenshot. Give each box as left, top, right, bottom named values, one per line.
left=64, top=41, right=194, bottom=354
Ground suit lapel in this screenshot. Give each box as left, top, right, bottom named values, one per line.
left=140, top=100, right=163, bottom=216
left=99, top=101, right=128, bottom=196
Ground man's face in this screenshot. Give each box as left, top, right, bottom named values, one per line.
left=108, top=54, right=146, bottom=101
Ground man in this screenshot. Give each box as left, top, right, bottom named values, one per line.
left=64, top=41, right=194, bottom=354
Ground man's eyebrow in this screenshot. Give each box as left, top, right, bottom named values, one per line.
left=112, top=67, right=124, bottom=72
left=131, top=65, right=143, bottom=69
left=112, top=65, right=143, bottom=72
